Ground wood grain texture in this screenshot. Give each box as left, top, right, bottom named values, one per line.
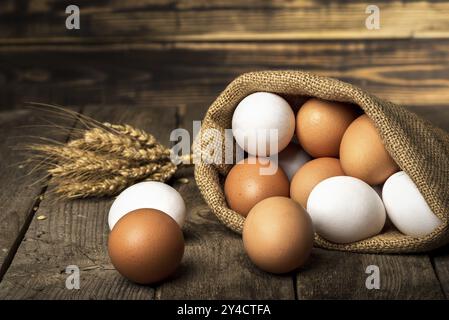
left=0, top=105, right=176, bottom=299
left=0, top=107, right=78, bottom=279
left=156, top=166, right=295, bottom=299
left=296, top=249, right=444, bottom=299
left=2, top=0, right=449, bottom=44
left=433, top=253, right=449, bottom=299
left=1, top=39, right=449, bottom=109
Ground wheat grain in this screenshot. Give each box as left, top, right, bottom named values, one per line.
left=55, top=175, right=131, bottom=198
left=118, top=162, right=161, bottom=179
left=49, top=156, right=132, bottom=177
left=28, top=118, right=181, bottom=198
left=105, top=123, right=157, bottom=147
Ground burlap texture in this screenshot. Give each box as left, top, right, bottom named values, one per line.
left=193, top=71, right=449, bottom=253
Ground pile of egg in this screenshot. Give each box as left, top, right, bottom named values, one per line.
left=107, top=181, right=187, bottom=284
left=226, top=92, right=442, bottom=274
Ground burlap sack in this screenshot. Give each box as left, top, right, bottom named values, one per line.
left=193, top=71, right=449, bottom=253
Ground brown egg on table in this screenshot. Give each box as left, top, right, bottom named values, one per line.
left=290, top=157, right=345, bottom=208
left=296, top=98, right=359, bottom=157
left=340, top=114, right=399, bottom=185
left=243, top=196, right=314, bottom=274
left=224, top=157, right=290, bottom=217
left=108, top=208, right=184, bottom=285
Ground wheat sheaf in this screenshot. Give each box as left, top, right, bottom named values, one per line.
left=24, top=105, right=181, bottom=199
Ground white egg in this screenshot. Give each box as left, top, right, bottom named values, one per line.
left=307, top=176, right=386, bottom=244
left=108, top=181, right=186, bottom=230
left=232, top=92, right=295, bottom=156
left=382, top=171, right=442, bottom=237
left=277, top=143, right=311, bottom=181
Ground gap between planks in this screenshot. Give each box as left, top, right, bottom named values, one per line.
left=0, top=185, right=47, bottom=282
left=0, top=106, right=81, bottom=282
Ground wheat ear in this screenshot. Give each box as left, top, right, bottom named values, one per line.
left=28, top=115, right=182, bottom=198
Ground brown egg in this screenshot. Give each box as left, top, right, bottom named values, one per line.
left=296, top=98, right=359, bottom=157
left=224, top=157, right=290, bottom=217
left=243, top=196, right=314, bottom=274
left=108, top=208, right=184, bottom=284
left=340, top=114, right=399, bottom=185
left=290, top=157, right=345, bottom=208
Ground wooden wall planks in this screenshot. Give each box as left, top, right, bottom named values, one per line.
left=1, top=0, right=449, bottom=43
left=1, top=1, right=449, bottom=109
left=1, top=39, right=449, bottom=109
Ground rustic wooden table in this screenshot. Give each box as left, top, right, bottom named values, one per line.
left=0, top=0, right=448, bottom=299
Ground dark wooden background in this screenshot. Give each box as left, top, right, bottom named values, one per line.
left=1, top=0, right=449, bottom=110
left=0, top=0, right=448, bottom=299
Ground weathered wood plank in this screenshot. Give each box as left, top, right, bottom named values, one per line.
left=156, top=167, right=295, bottom=299
left=433, top=252, right=449, bottom=299
left=0, top=105, right=176, bottom=299
left=1, top=0, right=449, bottom=43
left=0, top=107, right=78, bottom=280
left=296, top=249, right=444, bottom=299
left=432, top=237, right=449, bottom=299
left=2, top=39, right=449, bottom=109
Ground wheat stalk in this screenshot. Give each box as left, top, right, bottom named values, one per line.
left=105, top=123, right=157, bottom=147
left=68, top=128, right=171, bottom=161
left=49, top=157, right=132, bottom=177
left=28, top=115, right=181, bottom=199
left=118, top=162, right=161, bottom=179
left=55, top=175, right=131, bottom=198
